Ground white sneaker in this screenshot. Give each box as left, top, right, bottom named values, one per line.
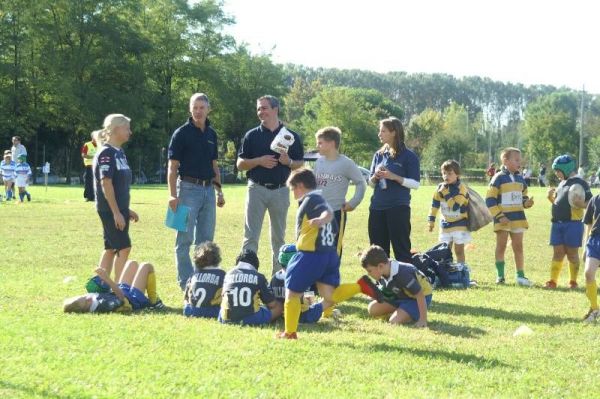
left=583, top=309, right=600, bottom=323
left=516, top=277, right=532, bottom=287
left=331, top=308, right=343, bottom=322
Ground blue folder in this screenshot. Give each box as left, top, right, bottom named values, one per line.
left=165, top=205, right=190, bottom=232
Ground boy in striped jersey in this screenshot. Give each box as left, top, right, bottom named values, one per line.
left=14, top=154, right=32, bottom=202
left=486, top=148, right=535, bottom=286
left=1, top=150, right=16, bottom=200
left=428, top=159, right=470, bottom=266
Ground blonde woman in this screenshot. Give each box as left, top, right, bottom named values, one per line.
left=89, top=114, right=139, bottom=289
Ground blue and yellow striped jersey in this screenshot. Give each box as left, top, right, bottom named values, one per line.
left=428, top=180, right=469, bottom=232
left=295, top=191, right=338, bottom=253
left=485, top=166, right=529, bottom=229
left=184, top=267, right=225, bottom=308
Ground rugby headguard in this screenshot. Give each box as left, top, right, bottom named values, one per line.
left=278, top=244, right=297, bottom=268
left=552, top=154, right=576, bottom=177
left=236, top=249, right=260, bottom=270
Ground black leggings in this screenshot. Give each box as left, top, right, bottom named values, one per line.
left=368, top=205, right=412, bottom=263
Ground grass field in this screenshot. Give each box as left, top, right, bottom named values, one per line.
left=1, top=183, right=599, bottom=398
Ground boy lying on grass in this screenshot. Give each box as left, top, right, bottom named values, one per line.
left=64, top=261, right=164, bottom=313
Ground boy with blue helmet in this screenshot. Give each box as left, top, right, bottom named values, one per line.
left=14, top=154, right=32, bottom=202
left=545, top=155, right=592, bottom=289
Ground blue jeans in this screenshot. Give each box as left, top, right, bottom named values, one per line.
left=175, top=180, right=216, bottom=290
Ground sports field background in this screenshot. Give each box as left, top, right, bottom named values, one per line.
left=1, top=184, right=599, bottom=398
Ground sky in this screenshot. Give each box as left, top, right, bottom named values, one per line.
left=221, top=0, right=600, bottom=94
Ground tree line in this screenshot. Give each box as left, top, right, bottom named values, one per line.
left=1, top=0, right=599, bottom=182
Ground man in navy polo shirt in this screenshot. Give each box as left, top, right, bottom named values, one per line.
left=168, top=93, right=225, bottom=290
left=237, top=95, right=304, bottom=275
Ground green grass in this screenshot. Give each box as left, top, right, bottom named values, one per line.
left=1, top=183, right=600, bottom=398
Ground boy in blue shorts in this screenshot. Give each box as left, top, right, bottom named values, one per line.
left=183, top=241, right=225, bottom=318
left=64, top=260, right=164, bottom=313
left=360, top=245, right=432, bottom=327
left=219, top=250, right=282, bottom=325
left=270, top=244, right=330, bottom=323
left=582, top=194, right=600, bottom=322
left=277, top=168, right=386, bottom=339
left=544, top=155, right=592, bottom=289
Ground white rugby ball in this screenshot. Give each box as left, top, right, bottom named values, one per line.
left=568, top=184, right=585, bottom=208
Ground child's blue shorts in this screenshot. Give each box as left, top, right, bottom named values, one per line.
left=285, top=251, right=340, bottom=293
left=391, top=294, right=433, bottom=321
left=586, top=236, right=600, bottom=261
left=119, top=283, right=150, bottom=310
left=183, top=304, right=220, bottom=318
left=218, top=306, right=272, bottom=326
left=550, top=221, right=584, bottom=247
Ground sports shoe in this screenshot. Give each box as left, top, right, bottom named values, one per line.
left=26, top=193, right=31, bottom=202
left=331, top=308, right=343, bottom=322
left=516, top=277, right=532, bottom=287
left=495, top=277, right=506, bottom=285
left=148, top=298, right=165, bottom=310
left=544, top=280, right=557, bottom=289
left=276, top=331, right=298, bottom=339
left=569, top=280, right=578, bottom=289
left=583, top=309, right=600, bottom=323
left=357, top=275, right=385, bottom=302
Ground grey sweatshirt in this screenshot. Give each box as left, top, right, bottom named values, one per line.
left=315, top=155, right=366, bottom=211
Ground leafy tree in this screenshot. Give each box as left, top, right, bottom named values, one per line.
left=406, top=108, right=444, bottom=157
left=298, top=86, right=403, bottom=165
left=522, top=92, right=579, bottom=165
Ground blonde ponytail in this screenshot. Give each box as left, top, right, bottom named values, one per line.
left=94, top=114, right=131, bottom=145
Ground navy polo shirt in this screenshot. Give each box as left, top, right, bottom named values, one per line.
left=238, top=123, right=304, bottom=186
left=369, top=147, right=420, bottom=210
left=168, top=118, right=218, bottom=180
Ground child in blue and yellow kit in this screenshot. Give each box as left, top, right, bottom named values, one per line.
left=544, top=155, right=592, bottom=289
left=486, top=147, right=534, bottom=286
left=277, top=168, right=386, bottom=339
left=428, top=159, right=471, bottom=266
left=183, top=241, right=225, bottom=318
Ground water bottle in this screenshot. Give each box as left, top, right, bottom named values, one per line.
left=378, top=164, right=387, bottom=189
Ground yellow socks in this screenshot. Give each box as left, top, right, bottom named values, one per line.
left=586, top=281, right=598, bottom=310
left=331, top=283, right=361, bottom=303
left=146, top=272, right=158, bottom=304
left=568, top=262, right=580, bottom=283
left=549, top=260, right=563, bottom=283
left=284, top=297, right=301, bottom=334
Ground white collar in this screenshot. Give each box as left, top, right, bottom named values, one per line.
left=237, top=261, right=256, bottom=271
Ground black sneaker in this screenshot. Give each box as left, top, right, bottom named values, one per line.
left=357, top=275, right=386, bottom=303
left=149, top=298, right=166, bottom=310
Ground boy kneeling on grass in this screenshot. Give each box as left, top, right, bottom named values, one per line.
left=360, top=245, right=432, bottom=328
left=64, top=260, right=164, bottom=313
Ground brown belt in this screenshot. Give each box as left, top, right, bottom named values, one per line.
left=180, top=176, right=212, bottom=186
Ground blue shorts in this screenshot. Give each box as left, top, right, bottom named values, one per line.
left=391, top=294, right=433, bottom=321
left=285, top=251, right=340, bottom=293
left=218, top=306, right=272, bottom=326
left=586, top=236, right=600, bottom=261
left=183, top=304, right=220, bottom=318
left=300, top=303, right=323, bottom=324
left=119, top=283, right=150, bottom=310
left=550, top=221, right=584, bottom=247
